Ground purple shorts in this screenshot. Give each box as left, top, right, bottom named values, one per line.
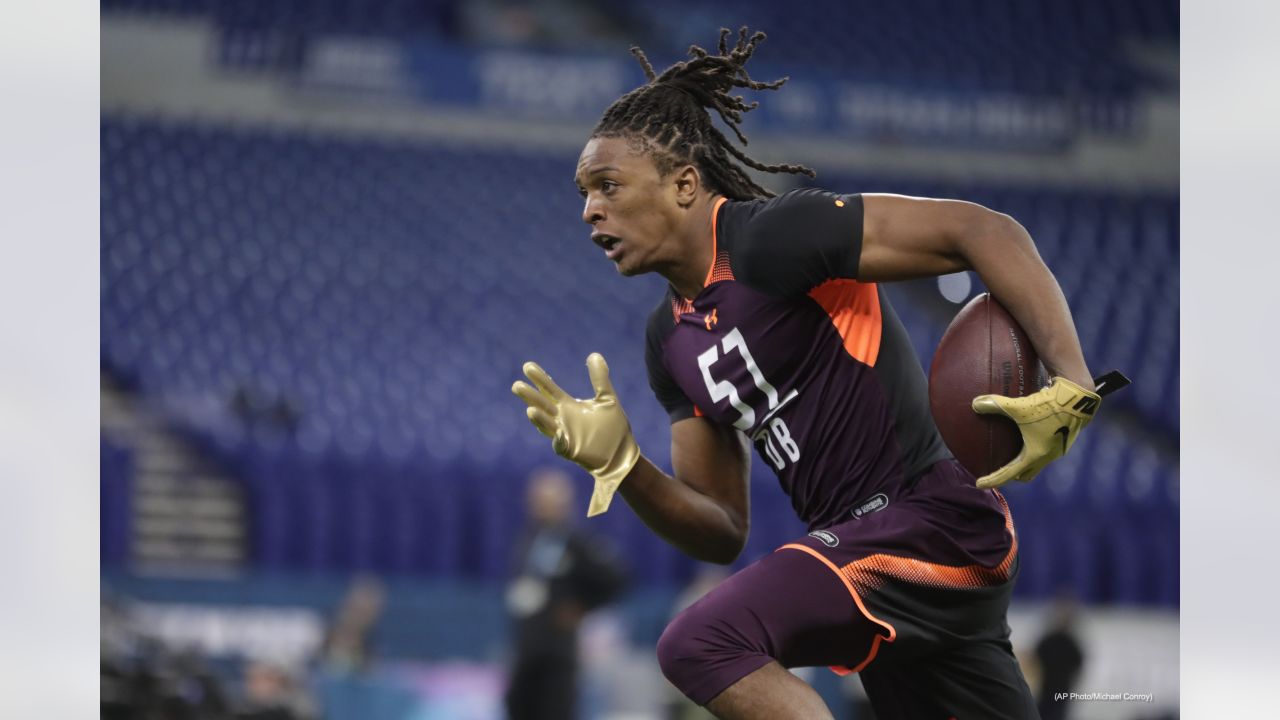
left=657, top=460, right=1037, bottom=718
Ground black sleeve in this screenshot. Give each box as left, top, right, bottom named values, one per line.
left=731, top=188, right=864, bottom=296
left=645, top=300, right=697, bottom=423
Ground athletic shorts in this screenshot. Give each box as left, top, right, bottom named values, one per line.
left=665, top=459, right=1037, bottom=719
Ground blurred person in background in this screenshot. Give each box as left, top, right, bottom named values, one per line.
left=1034, top=596, right=1086, bottom=720
left=319, top=576, right=386, bottom=675
left=236, top=660, right=316, bottom=720
left=513, top=27, right=1107, bottom=720
left=506, top=468, right=628, bottom=720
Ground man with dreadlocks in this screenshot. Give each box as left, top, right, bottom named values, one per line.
left=512, top=28, right=1100, bottom=720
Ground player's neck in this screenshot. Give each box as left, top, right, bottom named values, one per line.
left=666, top=194, right=721, bottom=301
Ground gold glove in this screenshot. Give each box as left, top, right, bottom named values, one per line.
left=512, top=353, right=641, bottom=516
left=971, top=377, right=1101, bottom=490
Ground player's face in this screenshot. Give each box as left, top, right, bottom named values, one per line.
left=575, top=136, right=684, bottom=277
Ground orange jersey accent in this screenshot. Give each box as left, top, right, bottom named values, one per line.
left=672, top=197, right=734, bottom=323
left=807, top=279, right=883, bottom=367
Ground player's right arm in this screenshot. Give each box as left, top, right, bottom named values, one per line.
left=512, top=354, right=752, bottom=565
left=617, top=417, right=751, bottom=565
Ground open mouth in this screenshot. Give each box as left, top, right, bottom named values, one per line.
left=592, top=233, right=623, bottom=258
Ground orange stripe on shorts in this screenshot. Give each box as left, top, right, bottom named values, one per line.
left=778, top=543, right=896, bottom=674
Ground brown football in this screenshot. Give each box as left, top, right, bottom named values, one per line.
left=928, top=292, right=1048, bottom=478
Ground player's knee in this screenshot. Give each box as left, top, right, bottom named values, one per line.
left=656, top=608, right=697, bottom=688
left=657, top=601, right=749, bottom=696
left=655, top=604, right=706, bottom=691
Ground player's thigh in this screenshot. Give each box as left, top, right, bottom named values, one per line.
left=665, top=544, right=882, bottom=670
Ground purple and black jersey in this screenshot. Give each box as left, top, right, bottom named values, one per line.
left=644, top=189, right=952, bottom=531
left=645, top=189, right=1034, bottom=715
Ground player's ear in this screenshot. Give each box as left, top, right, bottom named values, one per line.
left=673, top=164, right=700, bottom=207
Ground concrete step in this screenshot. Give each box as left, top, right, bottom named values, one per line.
left=134, top=539, right=244, bottom=563
left=134, top=515, right=244, bottom=540
left=134, top=473, right=242, bottom=497
left=133, top=491, right=243, bottom=515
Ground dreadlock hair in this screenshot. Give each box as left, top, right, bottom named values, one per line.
left=592, top=27, right=816, bottom=201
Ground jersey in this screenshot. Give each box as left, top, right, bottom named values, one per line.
left=644, top=189, right=952, bottom=531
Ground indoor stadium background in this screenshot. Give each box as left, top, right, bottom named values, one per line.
left=100, top=2, right=1179, bottom=719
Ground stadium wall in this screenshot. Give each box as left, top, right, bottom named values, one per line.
left=102, top=13, right=1177, bottom=191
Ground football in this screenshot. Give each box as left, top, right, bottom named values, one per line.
left=928, top=292, right=1048, bottom=478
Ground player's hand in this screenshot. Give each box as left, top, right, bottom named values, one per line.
left=512, top=353, right=641, bottom=516
left=970, top=377, right=1101, bottom=490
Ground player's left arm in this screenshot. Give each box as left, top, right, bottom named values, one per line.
left=857, top=193, right=1102, bottom=488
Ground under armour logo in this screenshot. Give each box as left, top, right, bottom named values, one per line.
left=704, top=308, right=719, bottom=331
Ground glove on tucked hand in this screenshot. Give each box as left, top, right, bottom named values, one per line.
left=971, top=377, right=1101, bottom=490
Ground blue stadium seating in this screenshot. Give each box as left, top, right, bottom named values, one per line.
left=641, top=0, right=1176, bottom=98
left=102, top=0, right=1177, bottom=103
left=101, top=116, right=1177, bottom=606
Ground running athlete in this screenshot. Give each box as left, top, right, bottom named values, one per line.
left=511, top=28, right=1103, bottom=719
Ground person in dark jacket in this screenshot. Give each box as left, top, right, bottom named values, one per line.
left=505, top=468, right=628, bottom=720
left=1035, top=597, right=1086, bottom=720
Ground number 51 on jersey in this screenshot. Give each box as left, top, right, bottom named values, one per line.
left=697, top=327, right=801, bottom=471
